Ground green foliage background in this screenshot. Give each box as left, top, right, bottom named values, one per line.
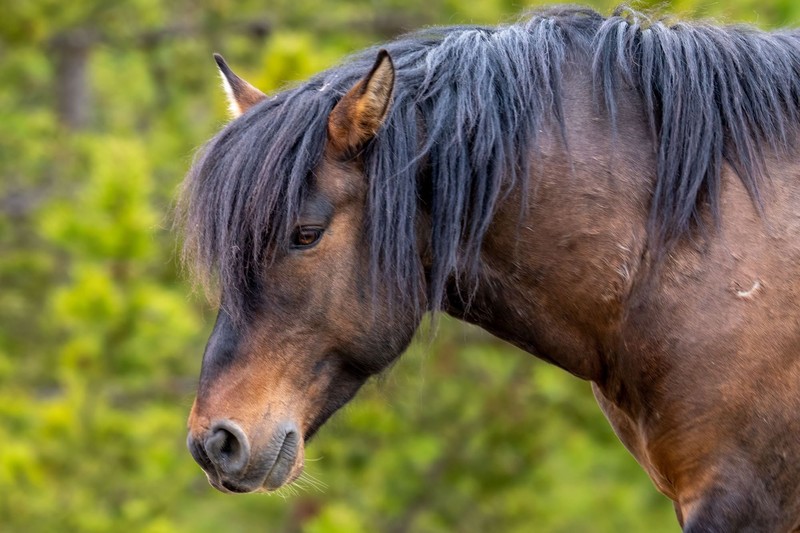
left=1, top=1, right=797, bottom=531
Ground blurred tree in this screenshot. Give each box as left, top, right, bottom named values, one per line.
left=1, top=1, right=797, bottom=531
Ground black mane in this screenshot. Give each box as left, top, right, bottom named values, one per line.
left=179, top=6, right=800, bottom=321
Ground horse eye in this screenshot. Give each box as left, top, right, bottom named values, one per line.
left=291, top=226, right=323, bottom=249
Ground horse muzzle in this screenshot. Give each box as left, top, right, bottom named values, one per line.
left=187, top=419, right=303, bottom=493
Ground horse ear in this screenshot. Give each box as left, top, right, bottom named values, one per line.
left=213, top=53, right=267, bottom=118
left=328, top=49, right=395, bottom=155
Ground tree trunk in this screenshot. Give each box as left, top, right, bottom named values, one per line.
left=51, top=29, right=94, bottom=130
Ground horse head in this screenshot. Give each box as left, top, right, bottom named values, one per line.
left=184, top=52, right=422, bottom=493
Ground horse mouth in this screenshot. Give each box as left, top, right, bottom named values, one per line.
left=204, top=445, right=303, bottom=494
left=190, top=421, right=304, bottom=494
left=230, top=432, right=302, bottom=493
left=207, top=475, right=256, bottom=494
left=262, top=428, right=302, bottom=490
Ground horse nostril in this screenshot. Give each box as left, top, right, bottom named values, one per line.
left=187, top=432, right=213, bottom=472
left=204, top=420, right=251, bottom=475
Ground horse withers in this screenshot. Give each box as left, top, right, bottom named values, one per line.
left=179, top=7, right=800, bottom=531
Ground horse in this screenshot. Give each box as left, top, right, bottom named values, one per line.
left=178, top=6, right=800, bottom=531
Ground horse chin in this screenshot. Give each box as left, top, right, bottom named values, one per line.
left=205, top=458, right=305, bottom=494
left=261, top=463, right=304, bottom=493
left=207, top=475, right=256, bottom=494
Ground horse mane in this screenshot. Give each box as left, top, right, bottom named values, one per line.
left=179, top=5, right=800, bottom=321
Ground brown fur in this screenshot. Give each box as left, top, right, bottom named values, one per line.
left=188, top=51, right=800, bottom=530
left=443, top=68, right=800, bottom=530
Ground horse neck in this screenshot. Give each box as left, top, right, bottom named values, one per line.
left=443, top=69, right=655, bottom=383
